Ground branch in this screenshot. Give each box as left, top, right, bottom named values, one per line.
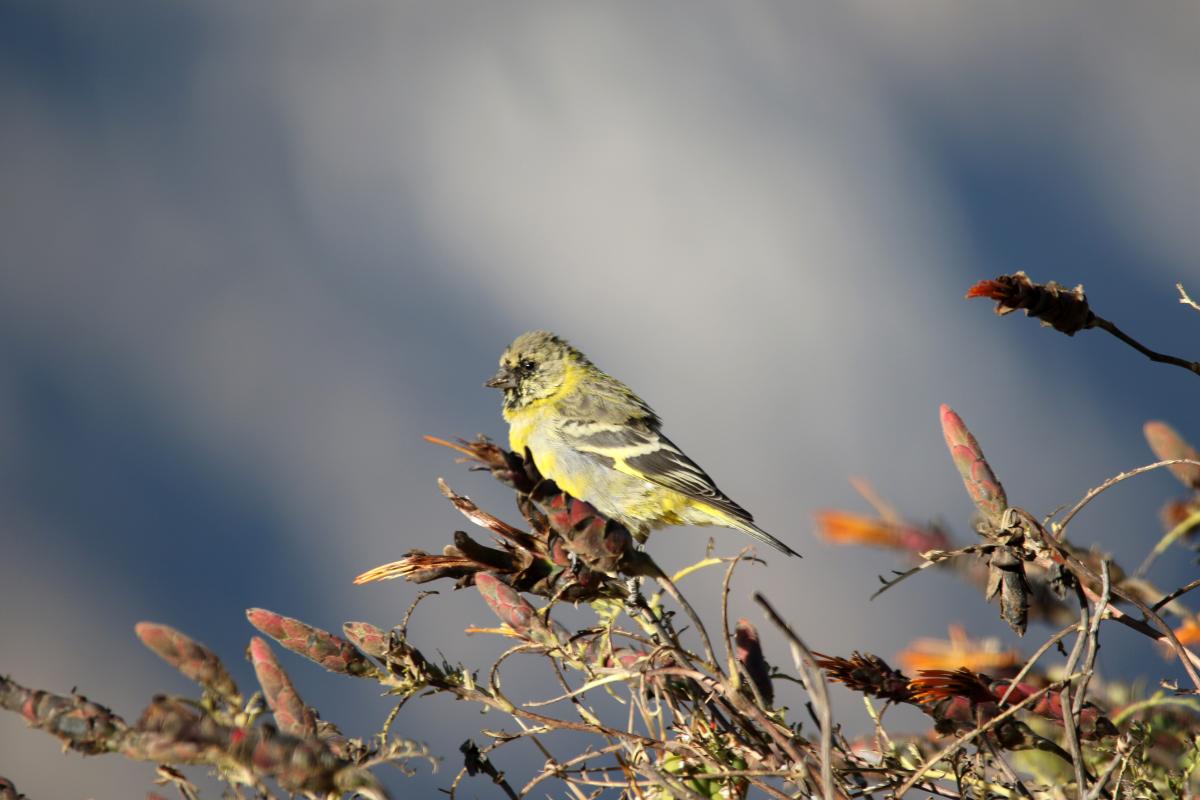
left=1060, top=586, right=1090, bottom=798
left=1054, top=459, right=1200, bottom=540
left=755, top=593, right=835, bottom=800
left=967, top=272, right=1200, bottom=378
left=1178, top=283, right=1200, bottom=314
left=1090, top=316, right=1200, bottom=377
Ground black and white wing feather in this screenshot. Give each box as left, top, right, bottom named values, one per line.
left=562, top=422, right=753, bottom=523
left=561, top=420, right=800, bottom=557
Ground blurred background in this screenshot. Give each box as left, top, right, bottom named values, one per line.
left=2, top=2, right=1198, bottom=796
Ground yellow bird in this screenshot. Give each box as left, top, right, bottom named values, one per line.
left=485, top=330, right=799, bottom=557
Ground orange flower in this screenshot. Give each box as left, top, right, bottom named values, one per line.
left=815, top=510, right=906, bottom=547
left=814, top=510, right=949, bottom=554
left=1170, top=619, right=1200, bottom=649
left=897, top=625, right=1020, bottom=675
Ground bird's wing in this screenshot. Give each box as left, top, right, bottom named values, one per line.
left=562, top=421, right=753, bottom=522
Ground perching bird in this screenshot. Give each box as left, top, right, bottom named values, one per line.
left=485, top=330, right=800, bottom=557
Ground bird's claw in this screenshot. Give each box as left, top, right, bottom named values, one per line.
left=623, top=576, right=644, bottom=617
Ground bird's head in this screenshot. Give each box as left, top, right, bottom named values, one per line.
left=486, top=330, right=584, bottom=411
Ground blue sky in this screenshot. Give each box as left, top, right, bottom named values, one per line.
left=2, top=2, right=1198, bottom=797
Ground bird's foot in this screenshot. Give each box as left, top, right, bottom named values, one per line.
left=623, top=575, right=644, bottom=618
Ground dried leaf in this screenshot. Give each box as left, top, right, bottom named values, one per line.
left=966, top=271, right=1096, bottom=335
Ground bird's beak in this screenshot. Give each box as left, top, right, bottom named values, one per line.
left=485, top=366, right=519, bottom=390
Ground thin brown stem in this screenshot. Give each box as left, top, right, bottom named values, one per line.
left=1055, top=459, right=1200, bottom=539
left=1153, top=576, right=1200, bottom=613
left=1092, top=316, right=1200, bottom=377
left=721, top=549, right=752, bottom=679
left=654, top=571, right=721, bottom=673
left=982, top=738, right=1034, bottom=799
left=1073, top=561, right=1112, bottom=718
left=1061, top=587, right=1090, bottom=799
left=999, top=622, right=1080, bottom=705
left=754, top=593, right=835, bottom=800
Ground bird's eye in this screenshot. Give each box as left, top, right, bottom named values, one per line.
left=519, top=359, right=537, bottom=372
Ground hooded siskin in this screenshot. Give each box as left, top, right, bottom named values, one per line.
left=485, top=330, right=799, bottom=557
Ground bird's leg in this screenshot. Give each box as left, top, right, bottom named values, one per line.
left=624, top=580, right=663, bottom=647
left=624, top=580, right=680, bottom=649
left=623, top=575, right=644, bottom=613
left=621, top=539, right=660, bottom=639
left=622, top=537, right=648, bottom=617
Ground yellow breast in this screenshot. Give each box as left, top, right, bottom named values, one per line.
left=503, top=405, right=542, bottom=455
left=502, top=409, right=586, bottom=498
left=502, top=394, right=589, bottom=498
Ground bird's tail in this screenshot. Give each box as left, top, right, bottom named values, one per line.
left=729, top=518, right=802, bottom=559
